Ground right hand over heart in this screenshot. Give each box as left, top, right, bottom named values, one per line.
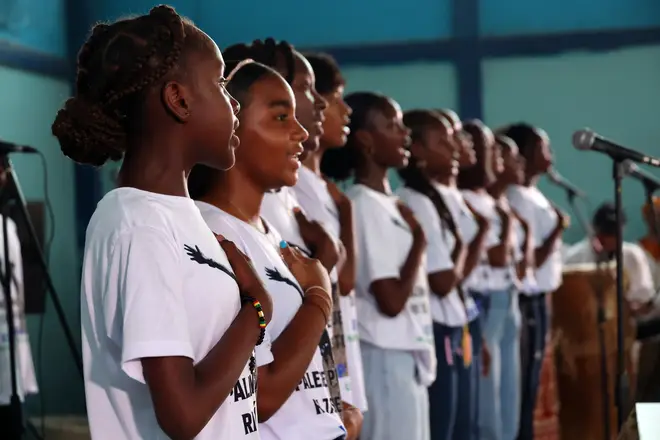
left=279, top=241, right=332, bottom=296
left=293, top=208, right=339, bottom=271
left=216, top=235, right=273, bottom=322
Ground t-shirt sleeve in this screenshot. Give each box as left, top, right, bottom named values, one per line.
left=107, top=227, right=194, bottom=384
left=403, top=194, right=453, bottom=274
left=355, top=196, right=402, bottom=284
left=625, top=244, right=656, bottom=305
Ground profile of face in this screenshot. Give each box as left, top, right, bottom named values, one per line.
left=410, top=116, right=457, bottom=176
left=361, top=98, right=411, bottom=169
left=499, top=139, right=526, bottom=185
left=438, top=110, right=476, bottom=168
left=320, top=85, right=352, bottom=148
left=530, top=129, right=553, bottom=175
left=167, top=35, right=240, bottom=170
left=289, top=52, right=327, bottom=159
left=232, top=71, right=309, bottom=190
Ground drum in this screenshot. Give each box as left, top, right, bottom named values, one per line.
left=552, top=262, right=636, bottom=440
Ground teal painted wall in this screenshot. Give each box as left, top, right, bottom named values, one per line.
left=482, top=45, right=660, bottom=243
left=0, top=65, right=84, bottom=415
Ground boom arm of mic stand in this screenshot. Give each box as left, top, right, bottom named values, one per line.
left=567, top=192, right=594, bottom=239
left=5, top=160, right=82, bottom=376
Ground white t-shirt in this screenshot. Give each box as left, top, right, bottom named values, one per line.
left=261, top=189, right=307, bottom=252
left=564, top=239, right=655, bottom=306
left=0, top=216, right=38, bottom=405
left=435, top=183, right=498, bottom=321
left=195, top=201, right=346, bottom=440
left=293, top=167, right=367, bottom=411
left=348, top=184, right=436, bottom=386
left=396, top=186, right=467, bottom=327
left=81, top=188, right=261, bottom=440
left=507, top=185, right=563, bottom=294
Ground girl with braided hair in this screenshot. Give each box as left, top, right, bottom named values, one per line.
left=52, top=6, right=274, bottom=439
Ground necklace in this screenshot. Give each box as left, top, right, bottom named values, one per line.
left=223, top=198, right=267, bottom=235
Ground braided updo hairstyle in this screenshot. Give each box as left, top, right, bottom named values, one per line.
left=223, top=38, right=296, bottom=85
left=52, top=5, right=199, bottom=167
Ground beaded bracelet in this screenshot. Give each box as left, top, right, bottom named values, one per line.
left=241, top=295, right=266, bottom=345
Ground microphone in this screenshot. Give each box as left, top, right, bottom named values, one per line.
left=572, top=129, right=660, bottom=167
left=621, top=160, right=660, bottom=190
left=0, top=141, right=38, bottom=155
left=547, top=169, right=586, bottom=198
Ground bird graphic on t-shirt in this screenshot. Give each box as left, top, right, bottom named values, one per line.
left=392, top=217, right=411, bottom=233
left=264, top=267, right=304, bottom=298
left=184, top=244, right=236, bottom=282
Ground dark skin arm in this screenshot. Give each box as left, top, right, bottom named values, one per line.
left=428, top=233, right=465, bottom=298
left=256, top=300, right=330, bottom=421
left=462, top=201, right=491, bottom=279
left=142, top=238, right=272, bottom=440
left=535, top=207, right=568, bottom=268
left=512, top=211, right=534, bottom=279
left=256, top=246, right=334, bottom=421
left=294, top=208, right=340, bottom=273
left=487, top=205, right=513, bottom=268
left=337, top=202, right=357, bottom=297
left=143, top=308, right=262, bottom=440
left=372, top=203, right=426, bottom=317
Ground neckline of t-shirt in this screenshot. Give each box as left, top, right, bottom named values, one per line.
left=195, top=200, right=275, bottom=240
left=105, top=186, right=196, bottom=209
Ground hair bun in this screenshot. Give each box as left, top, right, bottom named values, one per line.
left=52, top=97, right=126, bottom=167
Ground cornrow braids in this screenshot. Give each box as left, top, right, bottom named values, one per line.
left=304, top=52, right=344, bottom=95
left=223, top=38, right=296, bottom=85
left=52, top=5, right=194, bottom=167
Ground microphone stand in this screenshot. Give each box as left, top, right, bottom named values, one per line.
left=1, top=156, right=82, bottom=440
left=565, top=190, right=611, bottom=440
left=613, top=160, right=627, bottom=431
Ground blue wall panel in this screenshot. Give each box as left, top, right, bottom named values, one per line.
left=0, top=0, right=67, bottom=57
left=88, top=0, right=453, bottom=49
left=481, top=0, right=660, bottom=36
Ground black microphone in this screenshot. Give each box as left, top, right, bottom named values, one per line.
left=572, top=128, right=660, bottom=167
left=0, top=141, right=38, bottom=155
left=621, top=160, right=660, bottom=190
left=547, top=169, right=586, bottom=198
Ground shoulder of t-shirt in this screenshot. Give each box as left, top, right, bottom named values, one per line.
left=196, top=206, right=250, bottom=255
left=87, top=192, right=190, bottom=252
left=563, top=239, right=590, bottom=264
left=396, top=186, right=437, bottom=221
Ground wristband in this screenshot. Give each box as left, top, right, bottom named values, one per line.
left=241, top=295, right=266, bottom=345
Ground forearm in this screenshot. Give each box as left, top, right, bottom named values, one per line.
left=463, top=229, right=489, bottom=279
left=338, top=205, right=357, bottom=296
left=257, top=302, right=329, bottom=420
left=148, top=306, right=261, bottom=439
left=535, top=226, right=562, bottom=268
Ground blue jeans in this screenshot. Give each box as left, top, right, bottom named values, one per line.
left=454, top=317, right=482, bottom=440
left=429, top=323, right=462, bottom=440
left=474, top=290, right=522, bottom=440
left=516, top=294, right=548, bottom=440
left=359, top=341, right=430, bottom=440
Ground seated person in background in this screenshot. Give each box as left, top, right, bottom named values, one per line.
left=563, top=202, right=656, bottom=315
left=639, top=197, right=660, bottom=288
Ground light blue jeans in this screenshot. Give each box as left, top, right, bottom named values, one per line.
left=474, top=290, right=522, bottom=440
left=359, top=341, right=430, bottom=440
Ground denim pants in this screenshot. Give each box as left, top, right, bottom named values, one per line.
left=473, top=290, right=522, bottom=440
left=516, top=294, right=548, bottom=440
left=454, top=317, right=482, bottom=440
left=429, top=323, right=462, bottom=440
left=359, top=341, right=430, bottom=440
